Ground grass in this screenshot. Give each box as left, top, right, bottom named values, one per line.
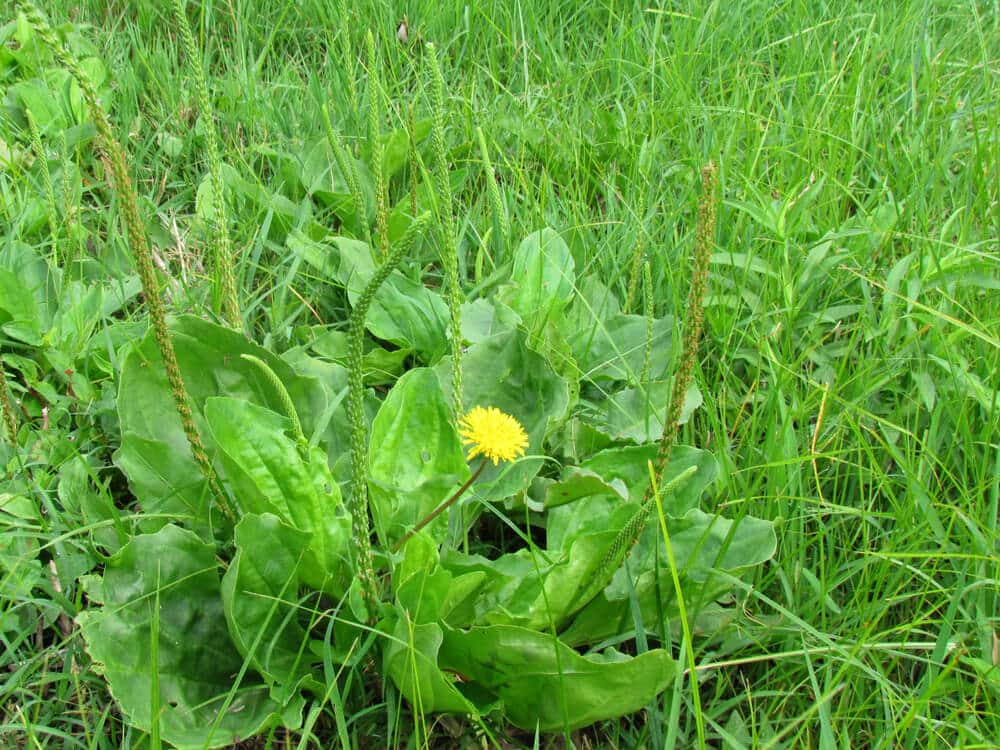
left=1, top=0, right=998, bottom=747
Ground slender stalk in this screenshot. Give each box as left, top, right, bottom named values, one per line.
left=641, top=260, right=654, bottom=384
left=428, top=42, right=464, bottom=420
left=26, top=110, right=60, bottom=261
left=335, top=0, right=359, bottom=124
left=172, top=0, right=240, bottom=328
left=408, top=101, right=419, bottom=219
left=649, top=162, right=717, bottom=483
left=650, top=462, right=706, bottom=749
left=366, top=31, right=389, bottom=258
left=392, top=460, right=486, bottom=552
left=624, top=230, right=647, bottom=314
left=347, top=212, right=433, bottom=618
left=476, top=126, right=509, bottom=247
left=321, top=105, right=370, bottom=245
left=581, top=162, right=718, bottom=607
left=0, top=362, right=18, bottom=445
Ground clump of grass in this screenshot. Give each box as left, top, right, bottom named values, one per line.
left=17, top=0, right=235, bottom=521
left=590, top=161, right=718, bottom=597
left=5, top=0, right=997, bottom=745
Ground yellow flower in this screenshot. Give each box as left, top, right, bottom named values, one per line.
left=458, top=406, right=528, bottom=465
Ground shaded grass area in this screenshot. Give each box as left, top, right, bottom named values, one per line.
left=2, top=0, right=998, bottom=746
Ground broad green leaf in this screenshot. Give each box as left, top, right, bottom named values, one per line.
left=438, top=549, right=536, bottom=628
left=68, top=56, right=108, bottom=123
left=8, top=79, right=65, bottom=131
left=558, top=417, right=613, bottom=462
left=0, top=492, right=60, bottom=634
left=440, top=524, right=626, bottom=633
left=438, top=624, right=675, bottom=731
left=308, top=328, right=409, bottom=385
left=437, top=329, right=570, bottom=501
left=381, top=119, right=431, bottom=178
left=542, top=467, right=628, bottom=510
left=206, top=397, right=352, bottom=597
left=368, top=369, right=470, bottom=547
left=76, top=472, right=126, bottom=555
left=503, top=228, right=575, bottom=331
left=580, top=443, right=719, bottom=509
left=569, top=313, right=673, bottom=383
left=276, top=343, right=359, bottom=479
left=0, top=241, right=57, bottom=345
left=335, top=238, right=450, bottom=362
left=77, top=525, right=278, bottom=749
left=595, top=380, right=702, bottom=443
left=285, top=230, right=337, bottom=279
left=608, top=509, right=776, bottom=597
left=386, top=168, right=469, bottom=259
left=560, top=510, right=776, bottom=646
left=562, top=275, right=621, bottom=333
left=221, top=513, right=320, bottom=689
left=393, top=532, right=486, bottom=631
left=196, top=162, right=303, bottom=241
left=294, top=139, right=376, bottom=233
left=49, top=276, right=139, bottom=355
left=381, top=476, right=489, bottom=732
left=381, top=611, right=484, bottom=716
left=115, top=316, right=330, bottom=536
left=0, top=493, right=45, bottom=603
left=0, top=268, right=43, bottom=345
left=393, top=533, right=455, bottom=624
left=460, top=298, right=520, bottom=344
left=297, top=137, right=348, bottom=196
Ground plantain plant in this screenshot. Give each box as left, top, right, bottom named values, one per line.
left=11, top=6, right=775, bottom=746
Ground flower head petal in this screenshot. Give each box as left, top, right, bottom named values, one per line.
left=458, top=406, right=528, bottom=465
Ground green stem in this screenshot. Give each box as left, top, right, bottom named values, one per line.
left=392, top=460, right=486, bottom=552
left=0, top=362, right=19, bottom=445
left=650, top=462, right=706, bottom=749
left=347, top=212, right=432, bottom=617
left=428, top=42, right=464, bottom=420
left=172, top=0, right=240, bottom=327
left=239, top=354, right=306, bottom=449
left=321, top=105, right=370, bottom=245
left=26, top=110, right=60, bottom=264
left=366, top=31, right=389, bottom=258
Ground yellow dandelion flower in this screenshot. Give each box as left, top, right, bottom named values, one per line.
left=458, top=406, right=528, bottom=465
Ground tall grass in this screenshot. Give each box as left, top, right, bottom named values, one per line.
left=2, top=0, right=997, bottom=746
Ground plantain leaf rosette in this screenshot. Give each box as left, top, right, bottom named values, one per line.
left=82, top=231, right=775, bottom=746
